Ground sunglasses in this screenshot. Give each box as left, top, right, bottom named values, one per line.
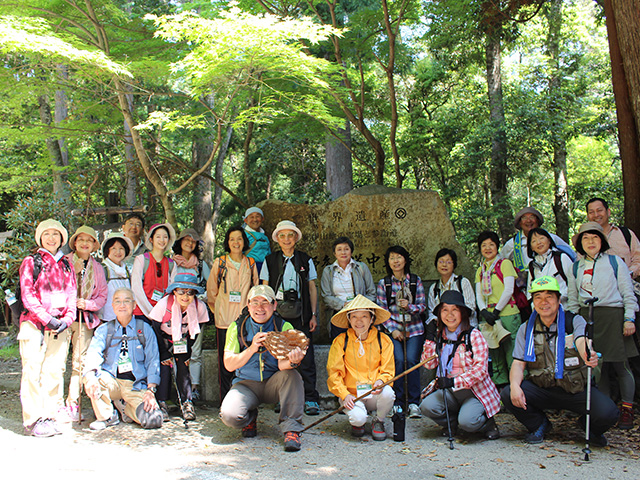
left=174, top=289, right=196, bottom=297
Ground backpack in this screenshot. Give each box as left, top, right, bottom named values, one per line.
left=555, top=244, right=577, bottom=262
left=142, top=252, right=174, bottom=279
left=236, top=310, right=285, bottom=351
left=13, top=253, right=72, bottom=327
left=432, top=276, right=464, bottom=302
left=435, top=327, right=476, bottom=361
left=342, top=328, right=383, bottom=354
left=102, top=317, right=147, bottom=356
left=217, top=256, right=257, bottom=294
left=529, top=250, right=570, bottom=284
left=384, top=274, right=418, bottom=308
left=572, top=254, right=619, bottom=280
left=102, top=263, right=131, bottom=282
left=620, top=226, right=633, bottom=249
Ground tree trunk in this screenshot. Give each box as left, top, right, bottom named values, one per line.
left=54, top=65, right=69, bottom=167
left=243, top=120, right=255, bottom=205
left=546, top=0, right=569, bottom=241
left=113, top=77, right=177, bottom=226
left=123, top=90, right=139, bottom=207
left=485, top=35, right=512, bottom=239
left=210, top=125, right=234, bottom=251
left=193, top=136, right=214, bottom=265
left=605, top=0, right=640, bottom=233
left=38, top=94, right=71, bottom=204
left=325, top=120, right=353, bottom=199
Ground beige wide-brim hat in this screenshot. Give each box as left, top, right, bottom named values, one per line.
left=101, top=231, right=134, bottom=260
left=272, top=220, right=303, bottom=242
left=479, top=320, right=512, bottom=349
left=514, top=207, right=544, bottom=229
left=331, top=295, right=391, bottom=329
left=35, top=219, right=68, bottom=248
left=69, top=225, right=100, bottom=253
left=573, top=221, right=610, bottom=256
left=145, top=222, right=177, bottom=251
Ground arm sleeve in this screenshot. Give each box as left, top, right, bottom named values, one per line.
left=628, top=230, right=640, bottom=278
left=475, top=281, right=487, bottom=311
left=377, top=335, right=395, bottom=384
left=426, top=284, right=437, bottom=324
left=83, top=258, right=108, bottom=312
left=406, top=277, right=427, bottom=315
left=326, top=335, right=351, bottom=400
left=320, top=267, right=343, bottom=311
left=19, top=256, right=52, bottom=327
left=143, top=323, right=161, bottom=386
left=461, top=277, right=477, bottom=312
left=60, top=261, right=78, bottom=327
left=495, top=275, right=515, bottom=312
left=83, top=323, right=107, bottom=376
left=131, top=255, right=153, bottom=316
left=420, top=338, right=439, bottom=369
left=454, top=331, right=491, bottom=390
left=566, top=261, right=580, bottom=314
left=362, top=265, right=377, bottom=302
left=615, top=257, right=639, bottom=318
left=207, top=258, right=221, bottom=312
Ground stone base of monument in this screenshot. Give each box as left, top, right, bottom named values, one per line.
left=199, top=346, right=436, bottom=409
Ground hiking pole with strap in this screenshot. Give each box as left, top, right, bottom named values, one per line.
left=302, top=354, right=437, bottom=433
left=583, top=296, right=598, bottom=461
left=172, top=359, right=189, bottom=429
left=77, top=318, right=83, bottom=425
left=442, top=383, right=454, bottom=450
left=396, top=287, right=410, bottom=414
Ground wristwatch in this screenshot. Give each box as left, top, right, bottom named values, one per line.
left=147, top=385, right=157, bottom=394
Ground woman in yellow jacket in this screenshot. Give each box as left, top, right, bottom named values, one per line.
left=327, top=295, right=395, bottom=441
left=207, top=226, right=259, bottom=404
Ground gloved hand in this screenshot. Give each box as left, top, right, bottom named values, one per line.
left=46, top=316, right=64, bottom=332
left=436, top=376, right=454, bottom=389
left=480, top=309, right=497, bottom=326
left=54, top=320, right=69, bottom=334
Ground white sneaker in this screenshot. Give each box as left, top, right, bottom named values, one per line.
left=90, top=410, right=120, bottom=431
left=67, top=405, right=85, bottom=422
left=408, top=404, right=422, bottom=419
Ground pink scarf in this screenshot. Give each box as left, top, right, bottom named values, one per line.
left=169, top=296, right=202, bottom=342
left=173, top=254, right=199, bottom=270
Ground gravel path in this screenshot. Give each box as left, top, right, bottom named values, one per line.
left=0, top=359, right=638, bottom=479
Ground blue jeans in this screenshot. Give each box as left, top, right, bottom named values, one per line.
left=392, top=333, right=424, bottom=406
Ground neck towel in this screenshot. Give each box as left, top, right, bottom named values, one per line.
left=523, top=305, right=566, bottom=379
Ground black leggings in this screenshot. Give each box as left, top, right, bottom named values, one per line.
left=157, top=334, right=195, bottom=403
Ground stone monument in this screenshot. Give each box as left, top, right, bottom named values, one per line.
left=259, top=185, right=474, bottom=343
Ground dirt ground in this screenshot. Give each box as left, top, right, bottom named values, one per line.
left=1, top=357, right=638, bottom=479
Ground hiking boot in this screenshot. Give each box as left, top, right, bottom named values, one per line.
left=242, top=418, right=257, bottom=438
left=408, top=404, right=422, bottom=419
left=351, top=425, right=365, bottom=438
left=25, top=418, right=57, bottom=438
left=114, top=399, right=134, bottom=424
left=619, top=406, right=634, bottom=430
left=524, top=417, right=552, bottom=444
left=483, top=417, right=500, bottom=440
left=283, top=431, right=301, bottom=452
left=90, top=409, right=120, bottom=431
left=589, top=433, right=609, bottom=447
left=191, top=387, right=200, bottom=402
left=182, top=401, right=196, bottom=421
left=158, top=401, right=170, bottom=422
left=371, top=419, right=386, bottom=441
left=304, top=401, right=319, bottom=416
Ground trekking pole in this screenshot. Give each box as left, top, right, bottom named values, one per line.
left=302, top=354, right=437, bottom=432
left=401, top=315, right=409, bottom=413
left=77, top=318, right=83, bottom=425
left=172, top=359, right=189, bottom=429
left=583, top=297, right=598, bottom=461
left=442, top=383, right=454, bottom=450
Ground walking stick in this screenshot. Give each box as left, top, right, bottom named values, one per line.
left=401, top=314, right=409, bottom=413
left=77, top=319, right=83, bottom=425
left=172, top=359, right=189, bottom=429
left=302, top=354, right=437, bottom=433
left=583, top=297, right=598, bottom=461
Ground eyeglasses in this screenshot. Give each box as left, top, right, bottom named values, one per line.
left=277, top=233, right=296, bottom=239
left=174, top=289, right=196, bottom=297
left=437, top=260, right=454, bottom=266
left=113, top=299, right=134, bottom=306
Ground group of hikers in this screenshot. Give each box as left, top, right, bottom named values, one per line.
left=12, top=197, right=640, bottom=453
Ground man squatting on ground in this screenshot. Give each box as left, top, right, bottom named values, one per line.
left=501, top=276, right=619, bottom=445
left=82, top=288, right=164, bottom=430
left=219, top=285, right=306, bottom=452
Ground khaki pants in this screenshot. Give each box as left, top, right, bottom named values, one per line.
left=18, top=321, right=70, bottom=426
left=66, top=321, right=94, bottom=404
left=86, top=374, right=146, bottom=424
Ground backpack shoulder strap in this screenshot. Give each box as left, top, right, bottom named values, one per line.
left=162, top=296, right=174, bottom=323
left=409, top=273, right=418, bottom=302
left=620, top=226, right=632, bottom=249
left=564, top=311, right=575, bottom=335
left=456, top=275, right=464, bottom=293
left=32, top=253, right=44, bottom=283
left=135, top=318, right=147, bottom=347
left=102, top=264, right=111, bottom=282
left=384, top=276, right=393, bottom=307
left=248, top=257, right=256, bottom=287
left=59, top=255, right=71, bottom=272
left=103, top=321, right=117, bottom=356
left=552, top=251, right=568, bottom=283
left=143, top=252, right=150, bottom=275
left=377, top=329, right=382, bottom=354
left=608, top=254, right=619, bottom=279
left=495, top=259, right=504, bottom=283
left=216, top=256, right=227, bottom=287
left=572, top=260, right=579, bottom=278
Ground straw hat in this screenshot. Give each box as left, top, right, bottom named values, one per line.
left=479, top=321, right=512, bottom=349
left=272, top=220, right=303, bottom=242
left=101, top=232, right=134, bottom=260
left=145, top=222, right=177, bottom=251
left=331, top=295, right=391, bottom=329
left=35, top=219, right=68, bottom=247
left=69, top=225, right=100, bottom=253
